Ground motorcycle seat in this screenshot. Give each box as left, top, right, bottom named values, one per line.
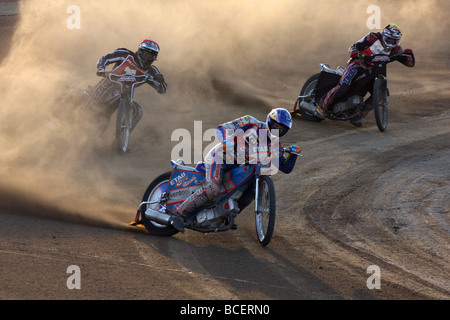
left=170, top=159, right=200, bottom=173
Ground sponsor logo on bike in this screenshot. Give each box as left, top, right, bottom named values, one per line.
left=170, top=172, right=186, bottom=186
left=119, top=76, right=137, bottom=82
left=372, top=55, right=390, bottom=62
left=112, top=55, right=146, bottom=76
left=182, top=176, right=197, bottom=187
left=168, top=188, right=191, bottom=199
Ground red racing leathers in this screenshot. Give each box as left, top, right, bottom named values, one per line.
left=319, top=32, right=415, bottom=115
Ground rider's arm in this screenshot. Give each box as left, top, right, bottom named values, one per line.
left=348, top=32, right=379, bottom=59
left=96, top=48, right=131, bottom=73
left=391, top=46, right=415, bottom=67
left=216, top=115, right=263, bottom=142
left=271, top=142, right=298, bottom=174
left=146, top=65, right=168, bottom=94
left=277, top=153, right=298, bottom=174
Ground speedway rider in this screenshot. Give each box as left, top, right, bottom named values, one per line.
left=170, top=108, right=298, bottom=232
left=93, top=39, right=168, bottom=131
left=315, top=24, right=415, bottom=126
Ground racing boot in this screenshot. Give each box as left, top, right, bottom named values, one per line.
left=350, top=116, right=362, bottom=127
left=349, top=96, right=373, bottom=127
left=360, top=96, right=374, bottom=118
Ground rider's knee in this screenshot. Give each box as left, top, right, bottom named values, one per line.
left=204, top=182, right=221, bottom=200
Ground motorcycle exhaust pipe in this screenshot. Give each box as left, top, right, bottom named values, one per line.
left=144, top=208, right=172, bottom=226
left=299, top=101, right=318, bottom=114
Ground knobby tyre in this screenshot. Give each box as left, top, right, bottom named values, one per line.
left=255, top=176, right=276, bottom=246
left=373, top=76, right=388, bottom=132
left=116, top=98, right=132, bottom=153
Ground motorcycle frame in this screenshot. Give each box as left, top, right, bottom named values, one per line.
left=137, top=160, right=273, bottom=232
left=298, top=54, right=402, bottom=121
left=107, top=73, right=148, bottom=104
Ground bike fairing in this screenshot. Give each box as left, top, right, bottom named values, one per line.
left=164, top=161, right=256, bottom=217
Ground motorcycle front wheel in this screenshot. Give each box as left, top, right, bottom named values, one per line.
left=141, top=172, right=179, bottom=237
left=255, top=176, right=276, bottom=246
left=116, top=98, right=133, bottom=153
left=373, top=76, right=388, bottom=132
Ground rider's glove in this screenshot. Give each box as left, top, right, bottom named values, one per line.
left=401, top=48, right=415, bottom=67
left=96, top=69, right=106, bottom=77
left=403, top=48, right=415, bottom=61
left=153, top=73, right=165, bottom=83
left=403, top=48, right=414, bottom=57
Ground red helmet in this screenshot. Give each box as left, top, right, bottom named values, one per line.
left=136, top=39, right=159, bottom=68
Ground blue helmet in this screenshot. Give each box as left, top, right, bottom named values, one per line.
left=266, top=108, right=292, bottom=137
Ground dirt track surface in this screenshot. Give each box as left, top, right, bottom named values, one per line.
left=1, top=57, right=449, bottom=300
left=1, top=1, right=449, bottom=301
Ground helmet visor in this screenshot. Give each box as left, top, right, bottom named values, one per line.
left=139, top=49, right=158, bottom=62
left=270, top=121, right=289, bottom=137
left=385, top=36, right=400, bottom=47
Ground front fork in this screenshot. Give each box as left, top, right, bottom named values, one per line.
left=254, top=176, right=260, bottom=213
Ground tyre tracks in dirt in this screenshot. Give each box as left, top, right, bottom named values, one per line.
left=287, top=109, right=450, bottom=299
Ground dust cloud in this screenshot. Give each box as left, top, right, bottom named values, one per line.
left=0, top=0, right=448, bottom=226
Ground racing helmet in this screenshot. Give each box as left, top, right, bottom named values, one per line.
left=381, top=24, right=402, bottom=48
left=266, top=108, right=292, bottom=137
left=136, top=39, right=159, bottom=69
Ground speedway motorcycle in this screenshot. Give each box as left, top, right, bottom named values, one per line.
left=78, top=55, right=159, bottom=153
left=292, top=54, right=405, bottom=132
left=130, top=137, right=301, bottom=246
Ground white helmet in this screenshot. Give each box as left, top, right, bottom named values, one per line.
left=382, top=24, right=402, bottom=48
left=136, top=39, right=159, bottom=68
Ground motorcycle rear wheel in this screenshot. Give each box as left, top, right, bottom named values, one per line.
left=296, top=73, right=323, bottom=122
left=255, top=176, right=276, bottom=246
left=141, top=172, right=179, bottom=236
left=116, top=98, right=132, bottom=153
left=373, top=77, right=388, bottom=132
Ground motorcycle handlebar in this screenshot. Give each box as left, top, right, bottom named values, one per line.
left=101, top=71, right=152, bottom=83
left=284, top=145, right=301, bottom=155
left=363, top=53, right=404, bottom=64
left=111, top=72, right=150, bottom=81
